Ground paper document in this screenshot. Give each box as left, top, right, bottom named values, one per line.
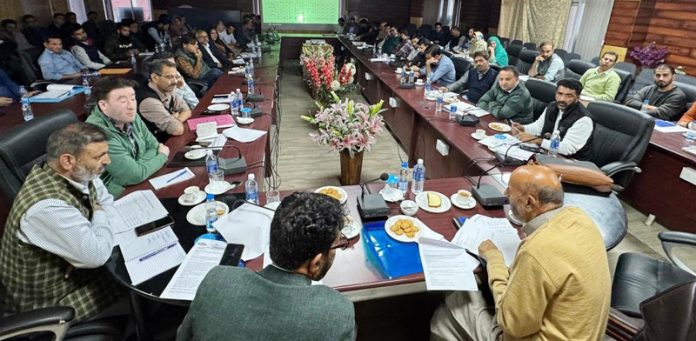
left=211, top=95, right=231, bottom=104
left=125, top=242, right=186, bottom=285
left=148, top=167, right=195, bottom=190
left=187, top=115, right=235, bottom=131
left=456, top=102, right=490, bottom=117
left=119, top=226, right=178, bottom=261
left=419, top=238, right=479, bottom=291
left=214, top=203, right=274, bottom=260
left=478, top=134, right=519, bottom=149
left=160, top=239, right=228, bottom=300
left=494, top=145, right=535, bottom=161
left=112, top=190, right=169, bottom=233
left=654, top=120, right=688, bottom=133
left=222, top=126, right=267, bottom=143
left=451, top=215, right=521, bottom=266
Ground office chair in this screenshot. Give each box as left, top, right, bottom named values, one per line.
left=615, top=61, right=637, bottom=76
left=590, top=56, right=599, bottom=65
left=515, top=49, right=539, bottom=74
left=522, top=42, right=537, bottom=50
left=585, top=101, right=655, bottom=193
left=675, top=73, right=696, bottom=86
left=614, top=68, right=635, bottom=103
left=564, top=59, right=595, bottom=80
left=0, top=305, right=125, bottom=340
left=553, top=48, right=568, bottom=61
left=510, top=39, right=522, bottom=46
left=505, top=44, right=523, bottom=66
left=0, top=109, right=78, bottom=201
left=525, top=78, right=556, bottom=120
left=498, top=37, right=509, bottom=48
left=562, top=52, right=581, bottom=65
left=451, top=57, right=471, bottom=80
left=675, top=81, right=696, bottom=110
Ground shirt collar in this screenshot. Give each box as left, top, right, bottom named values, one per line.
left=522, top=206, right=563, bottom=236
left=58, top=174, right=91, bottom=194
left=505, top=81, right=519, bottom=94
left=148, top=81, right=172, bottom=101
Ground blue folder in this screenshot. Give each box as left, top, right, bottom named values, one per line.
left=361, top=220, right=423, bottom=279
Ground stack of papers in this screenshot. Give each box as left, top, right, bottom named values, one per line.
left=654, top=120, right=688, bottom=133
left=369, top=57, right=390, bottom=63
left=187, top=115, right=236, bottom=131
left=148, top=168, right=195, bottom=190
left=456, top=102, right=490, bottom=117
left=451, top=215, right=521, bottom=266
left=121, top=227, right=186, bottom=285
left=418, top=238, right=480, bottom=291
left=111, top=190, right=169, bottom=245
left=160, top=239, right=228, bottom=300
left=478, top=134, right=519, bottom=149
left=214, top=203, right=274, bottom=261
left=222, top=126, right=267, bottom=143
left=30, top=84, right=84, bottom=103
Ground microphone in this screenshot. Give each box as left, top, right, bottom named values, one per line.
left=471, top=165, right=509, bottom=208
left=496, top=135, right=542, bottom=167
left=185, top=144, right=248, bottom=175
left=357, top=172, right=390, bottom=220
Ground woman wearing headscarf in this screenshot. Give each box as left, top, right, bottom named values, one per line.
left=487, top=36, right=508, bottom=66
left=467, top=31, right=488, bottom=58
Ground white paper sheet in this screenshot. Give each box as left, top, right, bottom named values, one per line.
left=111, top=190, right=169, bottom=233
left=214, top=203, right=274, bottom=260
left=451, top=215, right=521, bottom=266
left=160, top=239, right=228, bottom=300
left=125, top=242, right=186, bottom=285
left=419, top=238, right=480, bottom=291
left=654, top=124, right=688, bottom=133
left=222, top=126, right=267, bottom=143
left=119, top=227, right=178, bottom=261
left=148, top=167, right=195, bottom=190
left=478, top=134, right=519, bottom=149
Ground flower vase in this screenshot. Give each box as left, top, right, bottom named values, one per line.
left=339, top=150, right=364, bottom=185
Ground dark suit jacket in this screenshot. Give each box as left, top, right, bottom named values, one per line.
left=177, top=265, right=356, bottom=341
left=198, top=42, right=230, bottom=69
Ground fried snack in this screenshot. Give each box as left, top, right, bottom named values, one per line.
left=490, top=123, right=502, bottom=130
left=427, top=192, right=441, bottom=208
left=319, top=187, right=342, bottom=201
left=390, top=218, right=420, bottom=239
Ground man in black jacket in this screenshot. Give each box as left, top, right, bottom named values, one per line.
left=195, top=29, right=230, bottom=70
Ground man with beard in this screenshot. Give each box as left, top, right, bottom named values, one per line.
left=137, top=59, right=191, bottom=141
left=443, top=51, right=498, bottom=103
left=177, top=192, right=356, bottom=340
left=624, top=63, right=687, bottom=120
left=86, top=77, right=169, bottom=197
left=70, top=25, right=112, bottom=70
left=103, top=21, right=146, bottom=61
left=430, top=165, right=611, bottom=340
left=512, top=79, right=594, bottom=160
left=0, top=123, right=125, bottom=322
left=528, top=41, right=565, bottom=82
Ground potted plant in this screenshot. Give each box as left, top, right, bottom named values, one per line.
left=302, top=93, right=386, bottom=185
left=629, top=41, right=669, bottom=69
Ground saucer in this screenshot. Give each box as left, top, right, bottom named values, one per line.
left=207, top=104, right=230, bottom=111
left=184, top=149, right=206, bottom=160
left=342, top=216, right=360, bottom=239
left=471, top=133, right=486, bottom=141
left=450, top=193, right=476, bottom=209
left=178, top=190, right=206, bottom=206
left=264, top=202, right=281, bottom=210
left=186, top=201, right=229, bottom=226
left=205, top=182, right=236, bottom=195
left=415, top=81, right=424, bottom=86
left=236, top=117, right=254, bottom=125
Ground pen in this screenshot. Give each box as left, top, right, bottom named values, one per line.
left=166, top=169, right=188, bottom=183
left=139, top=243, right=177, bottom=262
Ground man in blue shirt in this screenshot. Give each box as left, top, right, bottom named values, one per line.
left=423, top=45, right=456, bottom=86
left=0, top=68, right=21, bottom=106
left=38, top=35, right=84, bottom=81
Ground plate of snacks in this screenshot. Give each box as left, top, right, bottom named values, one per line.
left=488, top=122, right=512, bottom=132
left=385, top=215, right=424, bottom=242
left=415, top=191, right=451, bottom=213
left=315, top=186, right=348, bottom=205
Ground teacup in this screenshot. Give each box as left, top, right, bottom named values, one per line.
left=456, top=190, right=473, bottom=204
left=474, top=129, right=486, bottom=139
left=183, top=186, right=201, bottom=203
left=415, top=79, right=424, bottom=86
left=396, top=67, right=403, bottom=73
left=400, top=200, right=419, bottom=216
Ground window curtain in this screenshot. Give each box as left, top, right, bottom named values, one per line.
left=498, top=0, right=572, bottom=47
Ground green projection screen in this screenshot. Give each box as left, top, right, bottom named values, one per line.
left=262, top=0, right=340, bottom=24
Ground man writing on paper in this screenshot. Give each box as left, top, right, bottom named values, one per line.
left=0, top=123, right=124, bottom=322
left=430, top=165, right=611, bottom=340
left=511, top=79, right=594, bottom=161
left=177, top=192, right=356, bottom=340
left=86, top=77, right=169, bottom=197
left=137, top=59, right=191, bottom=142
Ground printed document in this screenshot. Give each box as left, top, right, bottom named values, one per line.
left=419, top=238, right=479, bottom=291
left=111, top=190, right=169, bottom=233
left=214, top=203, right=273, bottom=260
left=160, top=239, right=228, bottom=300
left=451, top=215, right=521, bottom=266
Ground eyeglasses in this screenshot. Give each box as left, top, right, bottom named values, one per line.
left=329, top=234, right=350, bottom=250
left=155, top=73, right=177, bottom=80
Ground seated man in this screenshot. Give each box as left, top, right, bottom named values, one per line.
left=85, top=77, right=169, bottom=197
left=0, top=68, right=20, bottom=106
left=422, top=45, right=456, bottom=86
left=70, top=24, right=112, bottom=70
left=478, top=65, right=533, bottom=123
left=579, top=51, right=620, bottom=101
left=624, top=63, right=687, bottom=120
left=103, top=21, right=146, bottom=62
left=446, top=26, right=466, bottom=53
left=393, top=29, right=415, bottom=61
left=444, top=51, right=498, bottom=104
left=430, top=165, right=611, bottom=341
left=380, top=27, right=401, bottom=55
left=528, top=41, right=565, bottom=82
left=428, top=22, right=446, bottom=45
left=175, top=34, right=224, bottom=87
left=408, top=38, right=431, bottom=70
left=195, top=29, right=231, bottom=70
left=177, top=192, right=356, bottom=340
left=153, top=51, right=199, bottom=109
left=0, top=123, right=123, bottom=321
left=38, top=34, right=84, bottom=81
left=137, top=59, right=192, bottom=141
left=512, top=79, right=593, bottom=160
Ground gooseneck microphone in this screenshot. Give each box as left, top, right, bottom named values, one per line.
left=357, top=172, right=390, bottom=220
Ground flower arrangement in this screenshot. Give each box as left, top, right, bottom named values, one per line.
left=300, top=46, right=356, bottom=106
left=629, top=42, right=669, bottom=69
left=302, top=93, right=386, bottom=157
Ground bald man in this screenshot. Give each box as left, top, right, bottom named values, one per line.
left=430, top=165, right=611, bottom=341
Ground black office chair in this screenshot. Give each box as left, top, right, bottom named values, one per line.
left=515, top=49, right=539, bottom=74
left=417, top=24, right=432, bottom=39
left=676, top=81, right=696, bottom=110
left=554, top=48, right=568, bottom=61
left=505, top=44, right=523, bottom=66
left=614, top=68, right=635, bottom=103
left=676, top=74, right=696, bottom=86
left=586, top=101, right=655, bottom=193
left=615, top=62, right=637, bottom=76
left=590, top=56, right=599, bottom=65
left=0, top=109, right=78, bottom=201
left=498, top=37, right=509, bottom=48
left=526, top=78, right=556, bottom=120
left=451, top=57, right=471, bottom=80
left=489, top=64, right=501, bottom=72
left=522, top=42, right=537, bottom=50
left=564, top=59, right=595, bottom=80
left=630, top=68, right=654, bottom=95
left=510, top=39, right=522, bottom=46
left=405, top=23, right=417, bottom=38
left=611, top=232, right=696, bottom=318
left=0, top=305, right=125, bottom=340
left=563, top=52, right=581, bottom=65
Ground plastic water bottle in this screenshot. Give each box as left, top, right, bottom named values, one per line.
left=641, top=99, right=650, bottom=113
left=549, top=130, right=561, bottom=157
left=245, top=173, right=259, bottom=204
left=424, top=77, right=432, bottom=96
left=400, top=68, right=406, bottom=84
left=411, top=159, right=425, bottom=195
left=408, top=70, right=415, bottom=84
left=20, top=86, right=33, bottom=122
left=246, top=74, right=255, bottom=95
left=230, top=90, right=239, bottom=116
left=377, top=46, right=382, bottom=57
left=236, top=89, right=244, bottom=109
left=435, top=92, right=444, bottom=112
left=205, top=150, right=218, bottom=174
left=130, top=51, right=137, bottom=66
left=204, top=193, right=217, bottom=233
left=249, top=58, right=254, bottom=73
left=398, top=161, right=409, bottom=195
left=449, top=104, right=457, bottom=121
left=372, top=44, right=377, bottom=57
left=81, top=72, right=91, bottom=97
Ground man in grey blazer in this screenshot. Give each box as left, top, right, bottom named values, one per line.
left=177, top=192, right=356, bottom=340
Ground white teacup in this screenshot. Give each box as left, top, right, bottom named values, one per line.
left=400, top=200, right=419, bottom=216
left=396, top=67, right=403, bottom=73
left=474, top=129, right=486, bottom=139
left=415, top=79, right=424, bottom=85
left=183, top=186, right=201, bottom=203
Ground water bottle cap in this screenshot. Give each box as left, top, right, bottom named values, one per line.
left=402, top=161, right=408, bottom=167
left=248, top=173, right=255, bottom=180
left=240, top=107, right=252, bottom=113
left=206, top=193, right=214, bottom=200
left=236, top=88, right=241, bottom=92
left=207, top=150, right=213, bottom=155
left=417, top=159, right=423, bottom=164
